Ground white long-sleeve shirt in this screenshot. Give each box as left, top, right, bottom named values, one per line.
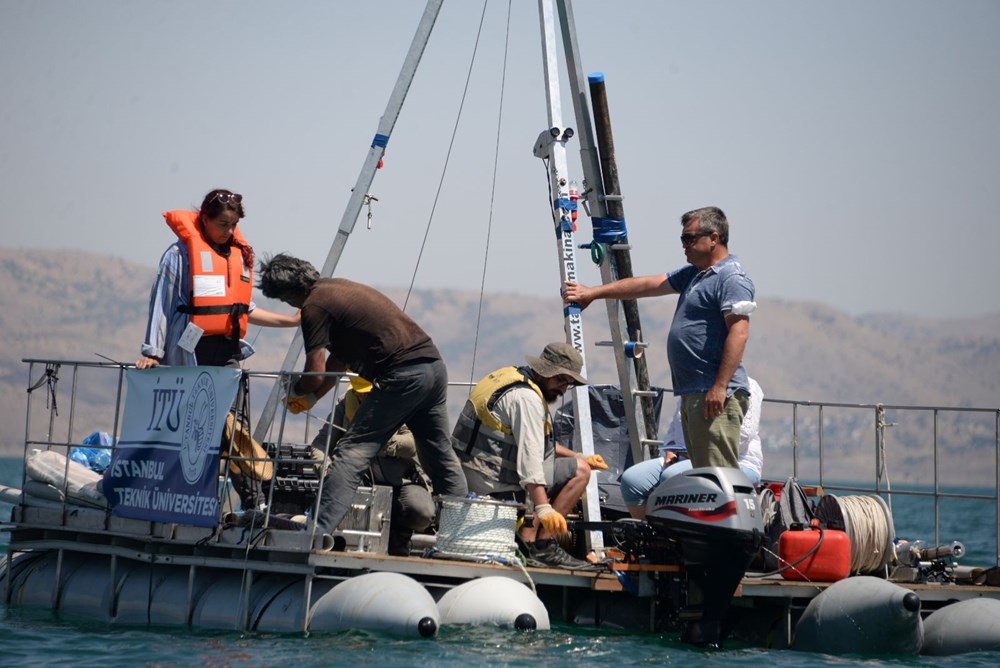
left=494, top=386, right=550, bottom=489
left=663, top=377, right=764, bottom=478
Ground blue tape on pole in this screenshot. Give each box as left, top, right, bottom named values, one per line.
left=560, top=219, right=573, bottom=234
left=554, top=198, right=577, bottom=211
left=564, top=304, right=581, bottom=317
left=588, top=72, right=605, bottom=84
left=592, top=216, right=627, bottom=242
left=371, top=133, right=390, bottom=148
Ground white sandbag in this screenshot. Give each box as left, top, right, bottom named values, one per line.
left=25, top=449, right=108, bottom=508
left=21, top=479, right=108, bottom=509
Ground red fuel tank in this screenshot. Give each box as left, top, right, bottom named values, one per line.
left=779, top=521, right=850, bottom=582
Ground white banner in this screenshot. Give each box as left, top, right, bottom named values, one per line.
left=105, top=366, right=241, bottom=527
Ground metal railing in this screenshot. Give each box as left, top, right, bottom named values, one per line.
left=12, top=359, right=1000, bottom=566
left=765, top=396, right=1000, bottom=567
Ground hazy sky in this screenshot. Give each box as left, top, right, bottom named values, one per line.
left=2, top=0, right=998, bottom=318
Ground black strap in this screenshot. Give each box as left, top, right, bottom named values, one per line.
left=178, top=303, right=250, bottom=316
left=463, top=420, right=482, bottom=456
left=27, top=363, right=60, bottom=415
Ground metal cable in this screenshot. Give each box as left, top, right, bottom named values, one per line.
left=403, top=0, right=491, bottom=313
left=468, top=0, right=512, bottom=388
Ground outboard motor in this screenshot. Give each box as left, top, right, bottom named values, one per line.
left=645, top=467, right=763, bottom=647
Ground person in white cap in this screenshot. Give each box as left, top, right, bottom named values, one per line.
left=452, top=342, right=607, bottom=570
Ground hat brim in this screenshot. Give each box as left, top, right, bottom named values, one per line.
left=524, top=355, right=588, bottom=386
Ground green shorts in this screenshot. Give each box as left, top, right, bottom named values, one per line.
left=680, top=391, right=749, bottom=468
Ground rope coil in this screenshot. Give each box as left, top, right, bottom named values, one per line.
left=816, top=494, right=895, bottom=574
left=434, top=496, right=519, bottom=560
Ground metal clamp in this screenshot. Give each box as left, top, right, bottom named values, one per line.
left=594, top=340, right=646, bottom=358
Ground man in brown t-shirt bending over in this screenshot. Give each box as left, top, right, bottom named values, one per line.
left=257, top=253, right=468, bottom=534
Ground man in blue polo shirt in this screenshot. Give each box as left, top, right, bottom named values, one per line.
left=561, top=206, right=755, bottom=469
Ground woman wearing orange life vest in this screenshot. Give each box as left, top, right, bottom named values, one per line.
left=136, top=188, right=299, bottom=369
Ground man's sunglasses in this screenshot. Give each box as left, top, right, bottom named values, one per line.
left=680, top=231, right=712, bottom=246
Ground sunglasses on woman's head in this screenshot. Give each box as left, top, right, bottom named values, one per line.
left=211, top=192, right=243, bottom=205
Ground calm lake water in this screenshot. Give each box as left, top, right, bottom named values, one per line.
left=2, top=456, right=998, bottom=667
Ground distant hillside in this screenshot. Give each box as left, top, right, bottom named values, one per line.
left=2, top=248, right=998, bottom=486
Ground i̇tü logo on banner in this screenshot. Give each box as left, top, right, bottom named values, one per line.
left=106, top=366, right=241, bottom=527
left=181, top=372, right=218, bottom=484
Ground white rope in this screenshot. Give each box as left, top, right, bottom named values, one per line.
left=837, top=495, right=894, bottom=574
left=434, top=497, right=519, bottom=560
left=875, top=404, right=895, bottom=519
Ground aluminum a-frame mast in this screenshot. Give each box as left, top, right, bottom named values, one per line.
left=253, top=0, right=444, bottom=443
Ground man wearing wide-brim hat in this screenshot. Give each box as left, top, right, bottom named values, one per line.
left=452, top=342, right=607, bottom=570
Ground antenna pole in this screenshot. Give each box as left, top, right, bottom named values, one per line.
left=535, top=0, right=603, bottom=555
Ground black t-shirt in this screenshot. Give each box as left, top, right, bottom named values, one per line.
left=300, top=278, right=440, bottom=380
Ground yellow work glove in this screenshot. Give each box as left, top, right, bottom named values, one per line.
left=583, top=454, right=608, bottom=470
left=534, top=503, right=568, bottom=536
left=285, top=392, right=317, bottom=415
